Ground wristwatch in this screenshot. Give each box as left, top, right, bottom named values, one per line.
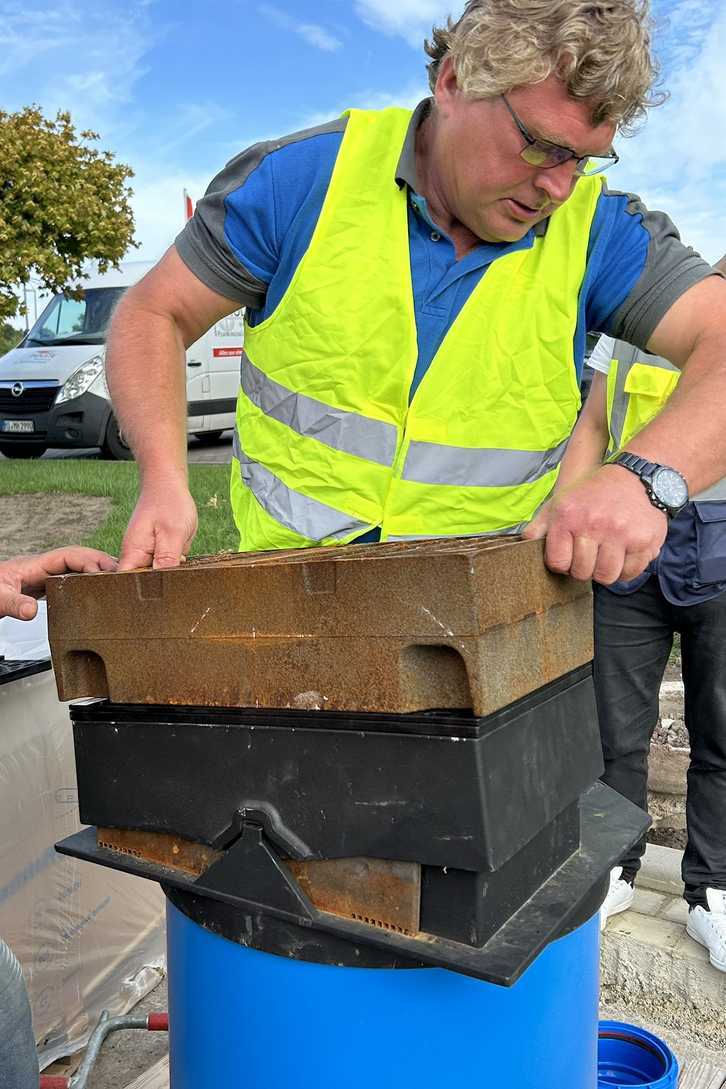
left=606, top=452, right=689, bottom=517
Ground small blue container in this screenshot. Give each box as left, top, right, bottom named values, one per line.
left=598, top=1021, right=679, bottom=1088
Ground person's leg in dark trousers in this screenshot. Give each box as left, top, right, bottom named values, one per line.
left=677, top=590, right=726, bottom=906
left=593, top=577, right=674, bottom=879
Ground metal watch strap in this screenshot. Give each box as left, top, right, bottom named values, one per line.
left=607, top=451, right=655, bottom=479
left=606, top=451, right=678, bottom=515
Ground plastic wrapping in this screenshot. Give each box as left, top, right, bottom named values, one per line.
left=0, top=610, right=165, bottom=1069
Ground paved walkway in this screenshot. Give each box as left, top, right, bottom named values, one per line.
left=602, top=845, right=726, bottom=1082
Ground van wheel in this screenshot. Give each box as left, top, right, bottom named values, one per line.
left=0, top=441, right=47, bottom=459
left=193, top=430, right=225, bottom=445
left=102, top=415, right=134, bottom=461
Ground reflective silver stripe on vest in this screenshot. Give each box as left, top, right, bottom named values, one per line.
left=387, top=525, right=523, bottom=541
left=608, top=341, right=641, bottom=450
left=401, top=438, right=569, bottom=488
left=233, top=431, right=369, bottom=541
left=241, top=352, right=397, bottom=467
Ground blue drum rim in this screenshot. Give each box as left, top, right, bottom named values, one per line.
left=599, top=1029, right=667, bottom=1065
left=598, top=1020, right=678, bottom=1087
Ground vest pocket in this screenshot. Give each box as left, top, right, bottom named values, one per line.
left=691, top=501, right=726, bottom=587
left=621, top=364, right=680, bottom=446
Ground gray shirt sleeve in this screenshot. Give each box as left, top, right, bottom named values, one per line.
left=174, top=141, right=276, bottom=309
left=174, top=118, right=348, bottom=309
left=603, top=187, right=721, bottom=348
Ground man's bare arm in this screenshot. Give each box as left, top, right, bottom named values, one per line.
left=553, top=372, right=609, bottom=494
left=106, top=247, right=240, bottom=570
left=624, top=274, right=726, bottom=493
left=526, top=274, right=726, bottom=582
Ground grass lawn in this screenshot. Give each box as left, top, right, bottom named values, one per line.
left=0, top=460, right=239, bottom=556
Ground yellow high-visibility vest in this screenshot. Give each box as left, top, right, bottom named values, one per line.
left=606, top=341, right=680, bottom=453
left=231, top=106, right=602, bottom=551
left=606, top=340, right=726, bottom=501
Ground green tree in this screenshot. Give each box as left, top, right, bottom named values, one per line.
left=0, top=106, right=136, bottom=323
left=0, top=322, right=23, bottom=355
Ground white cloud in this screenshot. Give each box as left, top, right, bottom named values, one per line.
left=0, top=1, right=153, bottom=132
left=610, top=4, right=726, bottom=262
left=290, top=80, right=429, bottom=134
left=155, top=103, right=235, bottom=160
left=259, top=4, right=342, bottom=51
left=297, top=23, right=342, bottom=52
left=353, top=0, right=451, bottom=47
left=127, top=169, right=214, bottom=263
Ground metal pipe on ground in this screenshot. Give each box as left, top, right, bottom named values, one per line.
left=39, top=1011, right=169, bottom=1089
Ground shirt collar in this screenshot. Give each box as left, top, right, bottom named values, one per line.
left=395, top=98, right=549, bottom=238
left=395, top=98, right=431, bottom=191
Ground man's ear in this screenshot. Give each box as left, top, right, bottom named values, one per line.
left=434, top=54, right=460, bottom=110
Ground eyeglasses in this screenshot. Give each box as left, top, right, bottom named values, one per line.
left=501, top=94, right=619, bottom=177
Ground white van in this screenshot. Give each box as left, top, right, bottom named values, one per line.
left=0, top=261, right=242, bottom=459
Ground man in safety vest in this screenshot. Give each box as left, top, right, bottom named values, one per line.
left=108, top=1, right=726, bottom=593
left=558, top=287, right=726, bottom=970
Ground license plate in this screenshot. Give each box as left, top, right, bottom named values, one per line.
left=1, top=419, right=34, bottom=433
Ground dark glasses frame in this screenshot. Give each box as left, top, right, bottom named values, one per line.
left=501, top=94, right=619, bottom=177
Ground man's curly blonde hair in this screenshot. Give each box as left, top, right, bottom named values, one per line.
left=425, top=0, right=665, bottom=132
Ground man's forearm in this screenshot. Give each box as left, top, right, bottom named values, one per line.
left=637, top=275, right=726, bottom=494
left=554, top=373, right=609, bottom=492
left=106, top=292, right=189, bottom=486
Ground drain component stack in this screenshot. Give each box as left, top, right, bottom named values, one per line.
left=48, top=537, right=648, bottom=1089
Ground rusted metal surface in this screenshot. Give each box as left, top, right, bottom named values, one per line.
left=287, top=857, right=421, bottom=935
left=97, top=826, right=421, bottom=935
left=47, top=536, right=592, bottom=716
left=96, top=828, right=222, bottom=876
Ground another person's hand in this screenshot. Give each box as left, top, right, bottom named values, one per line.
left=118, top=479, right=198, bottom=571
left=523, top=464, right=668, bottom=584
left=0, top=548, right=117, bottom=621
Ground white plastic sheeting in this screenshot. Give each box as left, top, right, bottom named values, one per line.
left=0, top=600, right=51, bottom=661
left=0, top=609, right=166, bottom=1069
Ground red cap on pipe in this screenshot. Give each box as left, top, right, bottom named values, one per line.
left=40, top=1078, right=70, bottom=1088
left=147, top=1011, right=170, bottom=1032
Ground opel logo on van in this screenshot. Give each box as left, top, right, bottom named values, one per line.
left=11, top=382, right=23, bottom=397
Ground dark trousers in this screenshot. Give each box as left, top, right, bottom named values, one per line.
left=594, top=577, right=726, bottom=906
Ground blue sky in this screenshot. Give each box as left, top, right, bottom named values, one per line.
left=2, top=0, right=725, bottom=265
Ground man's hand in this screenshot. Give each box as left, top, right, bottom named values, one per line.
left=523, top=464, right=667, bottom=584
left=0, top=548, right=117, bottom=621
left=118, top=479, right=198, bottom=571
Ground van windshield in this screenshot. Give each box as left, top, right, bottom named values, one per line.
left=25, top=287, right=126, bottom=347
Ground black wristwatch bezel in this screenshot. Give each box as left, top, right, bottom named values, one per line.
left=606, top=451, right=689, bottom=518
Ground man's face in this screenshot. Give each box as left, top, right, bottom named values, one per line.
left=430, top=60, right=617, bottom=243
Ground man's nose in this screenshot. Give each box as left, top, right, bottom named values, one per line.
left=533, top=161, right=579, bottom=206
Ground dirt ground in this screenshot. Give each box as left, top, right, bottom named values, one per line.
left=0, top=493, right=113, bottom=561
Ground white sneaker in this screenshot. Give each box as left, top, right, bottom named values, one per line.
left=600, top=866, right=635, bottom=930
left=686, top=888, right=726, bottom=972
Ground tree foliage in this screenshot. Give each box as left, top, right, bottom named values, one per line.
left=0, top=322, right=23, bottom=356
left=0, top=106, right=136, bottom=323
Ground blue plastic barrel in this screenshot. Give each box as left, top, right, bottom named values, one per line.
left=598, top=1021, right=679, bottom=1088
left=167, top=900, right=601, bottom=1088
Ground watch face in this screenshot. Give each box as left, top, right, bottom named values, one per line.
left=651, top=467, right=688, bottom=509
